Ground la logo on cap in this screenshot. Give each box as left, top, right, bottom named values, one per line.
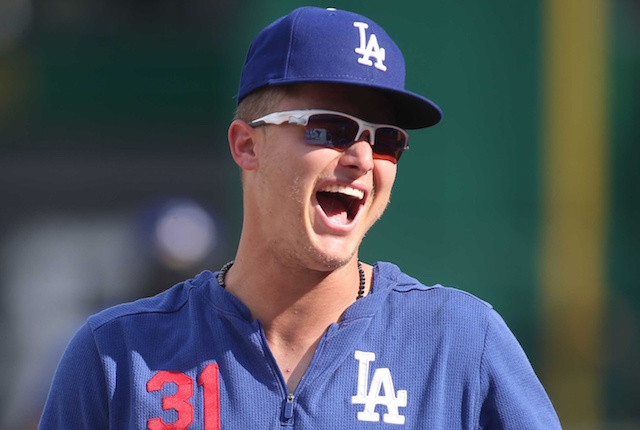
left=354, top=22, right=387, bottom=72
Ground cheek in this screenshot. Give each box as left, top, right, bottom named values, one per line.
left=366, top=162, right=396, bottom=222
left=373, top=161, right=397, bottom=199
left=258, top=153, right=312, bottom=210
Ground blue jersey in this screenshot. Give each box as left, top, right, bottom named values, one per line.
left=39, top=262, right=561, bottom=429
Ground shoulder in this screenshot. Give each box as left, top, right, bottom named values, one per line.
left=366, top=261, right=510, bottom=356
left=86, top=270, right=217, bottom=332
left=373, top=261, right=495, bottom=322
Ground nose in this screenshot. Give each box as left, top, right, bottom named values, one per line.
left=339, top=131, right=374, bottom=173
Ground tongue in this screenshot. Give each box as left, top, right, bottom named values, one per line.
left=317, top=192, right=350, bottom=225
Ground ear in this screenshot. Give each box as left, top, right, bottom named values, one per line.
left=228, top=119, right=259, bottom=170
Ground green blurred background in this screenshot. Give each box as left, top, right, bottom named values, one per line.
left=0, top=0, right=637, bottom=428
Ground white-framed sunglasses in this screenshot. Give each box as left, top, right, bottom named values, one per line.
left=249, top=109, right=409, bottom=163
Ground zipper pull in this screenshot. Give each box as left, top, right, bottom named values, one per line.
left=283, top=393, right=295, bottom=420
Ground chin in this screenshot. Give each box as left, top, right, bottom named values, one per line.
left=305, top=237, right=360, bottom=270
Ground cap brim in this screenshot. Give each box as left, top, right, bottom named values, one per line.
left=263, top=79, right=442, bottom=130
left=377, top=87, right=442, bottom=129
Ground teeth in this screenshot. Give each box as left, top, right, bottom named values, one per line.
left=319, top=184, right=365, bottom=200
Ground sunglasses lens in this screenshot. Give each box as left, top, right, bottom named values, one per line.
left=373, top=128, right=407, bottom=162
left=304, top=114, right=359, bottom=149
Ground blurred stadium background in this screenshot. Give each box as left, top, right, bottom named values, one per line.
left=0, top=0, right=637, bottom=428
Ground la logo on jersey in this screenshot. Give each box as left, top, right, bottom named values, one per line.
left=352, top=351, right=407, bottom=424
left=353, top=22, right=387, bottom=71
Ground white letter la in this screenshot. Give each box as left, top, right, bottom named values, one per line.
left=352, top=351, right=407, bottom=424
left=353, top=22, right=387, bottom=71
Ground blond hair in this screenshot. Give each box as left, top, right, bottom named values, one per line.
left=234, top=85, right=296, bottom=122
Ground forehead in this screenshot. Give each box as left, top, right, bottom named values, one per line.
left=275, top=83, right=397, bottom=124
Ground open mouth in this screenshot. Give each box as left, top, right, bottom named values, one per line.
left=316, top=184, right=365, bottom=225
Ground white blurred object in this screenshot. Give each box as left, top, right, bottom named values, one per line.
left=153, top=200, right=218, bottom=270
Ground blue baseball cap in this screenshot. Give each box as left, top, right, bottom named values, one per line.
left=237, top=6, right=442, bottom=129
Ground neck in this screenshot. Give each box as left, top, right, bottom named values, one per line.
left=221, top=256, right=366, bottom=327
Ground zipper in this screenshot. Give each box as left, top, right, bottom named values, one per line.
left=283, top=392, right=295, bottom=420
left=256, top=323, right=297, bottom=423
left=257, top=322, right=334, bottom=424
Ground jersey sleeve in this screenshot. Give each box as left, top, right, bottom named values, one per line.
left=38, top=323, right=109, bottom=430
left=478, top=310, right=562, bottom=429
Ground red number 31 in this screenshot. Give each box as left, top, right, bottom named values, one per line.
left=146, top=363, right=220, bottom=430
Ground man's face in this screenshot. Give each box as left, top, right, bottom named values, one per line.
left=245, top=83, right=399, bottom=272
